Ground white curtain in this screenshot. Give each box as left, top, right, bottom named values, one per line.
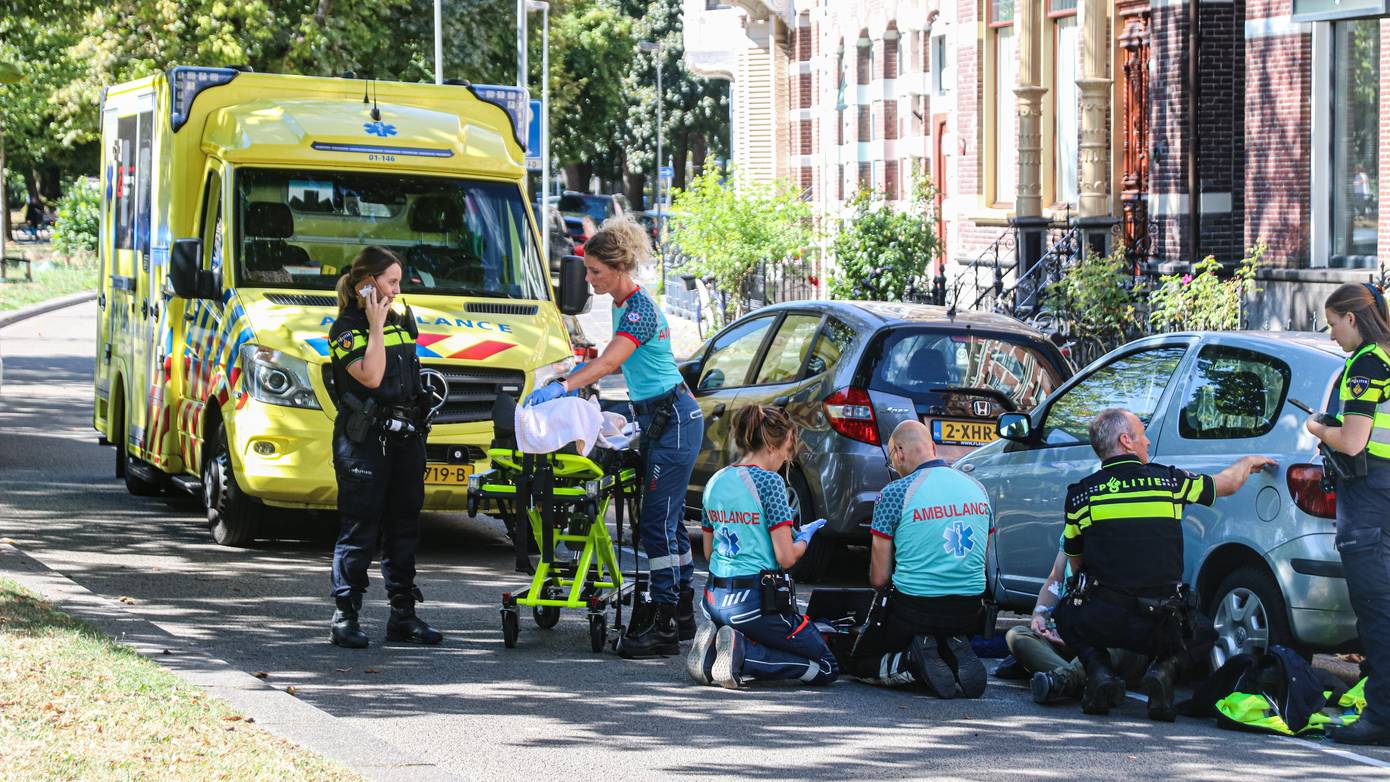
left=1055, top=15, right=1080, bottom=205
left=996, top=26, right=1018, bottom=205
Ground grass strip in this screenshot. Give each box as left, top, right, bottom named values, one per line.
left=0, top=253, right=97, bottom=314
left=0, top=578, right=362, bottom=781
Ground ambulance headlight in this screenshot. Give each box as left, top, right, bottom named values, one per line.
left=240, top=345, right=322, bottom=410
left=530, top=356, right=576, bottom=396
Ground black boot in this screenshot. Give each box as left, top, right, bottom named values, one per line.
left=676, top=587, right=696, bottom=642
left=1031, top=667, right=1084, bottom=705
left=618, top=602, right=679, bottom=658
left=386, top=592, right=443, bottom=645
left=1328, top=716, right=1390, bottom=746
left=1142, top=656, right=1180, bottom=722
left=1080, top=654, right=1126, bottom=716
left=330, top=596, right=369, bottom=649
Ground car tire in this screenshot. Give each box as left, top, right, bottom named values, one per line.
left=1207, top=565, right=1293, bottom=671
left=787, top=468, right=836, bottom=583
left=203, top=423, right=261, bottom=547
left=117, top=404, right=165, bottom=497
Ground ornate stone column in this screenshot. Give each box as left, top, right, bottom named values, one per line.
left=1076, top=0, right=1116, bottom=257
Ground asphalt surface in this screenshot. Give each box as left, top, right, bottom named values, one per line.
left=3, top=302, right=1390, bottom=780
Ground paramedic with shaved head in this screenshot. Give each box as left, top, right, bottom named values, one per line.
left=844, top=420, right=993, bottom=699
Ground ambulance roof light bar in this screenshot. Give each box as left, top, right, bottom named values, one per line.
left=168, top=66, right=240, bottom=132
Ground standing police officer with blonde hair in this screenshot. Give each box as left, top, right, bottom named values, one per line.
left=1053, top=407, right=1273, bottom=720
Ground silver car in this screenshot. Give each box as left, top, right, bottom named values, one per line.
left=954, top=331, right=1354, bottom=665
left=679, top=301, right=1071, bottom=580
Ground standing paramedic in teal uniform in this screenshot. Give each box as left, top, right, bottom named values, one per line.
left=686, top=405, right=836, bottom=689
left=845, top=420, right=992, bottom=698
left=524, top=218, right=704, bottom=658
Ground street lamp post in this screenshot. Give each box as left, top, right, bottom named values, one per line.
left=527, top=0, right=550, bottom=268
left=433, top=0, right=443, bottom=84
left=638, top=40, right=663, bottom=290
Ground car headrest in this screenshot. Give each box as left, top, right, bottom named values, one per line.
left=246, top=202, right=294, bottom=239
left=1213, top=370, right=1267, bottom=417
left=410, top=196, right=463, bottom=233
left=908, top=349, right=950, bottom=385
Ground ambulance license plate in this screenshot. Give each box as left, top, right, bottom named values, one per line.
left=930, top=418, right=998, bottom=447
left=424, top=463, right=473, bottom=485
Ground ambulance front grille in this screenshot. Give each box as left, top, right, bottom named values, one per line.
left=423, top=365, right=525, bottom=424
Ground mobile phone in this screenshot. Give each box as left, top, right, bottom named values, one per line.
left=358, top=284, right=375, bottom=298
left=1288, top=398, right=1313, bottom=415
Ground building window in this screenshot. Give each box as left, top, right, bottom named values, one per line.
left=1331, top=19, right=1378, bottom=267
left=1052, top=0, right=1079, bottom=206
left=932, top=35, right=947, bottom=96
left=991, top=0, right=1018, bottom=207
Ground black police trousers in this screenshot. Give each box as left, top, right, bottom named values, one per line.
left=330, top=429, right=426, bottom=600
left=1053, top=597, right=1213, bottom=671
left=845, top=592, right=982, bottom=678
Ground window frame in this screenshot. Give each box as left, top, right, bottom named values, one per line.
left=751, top=311, right=831, bottom=386
left=1048, top=0, right=1081, bottom=209
left=1036, top=344, right=1191, bottom=448
left=1175, top=344, right=1292, bottom=441
left=988, top=0, right=1018, bottom=209
left=694, top=314, right=780, bottom=393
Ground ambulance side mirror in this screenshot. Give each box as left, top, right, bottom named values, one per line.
left=557, top=255, right=591, bottom=316
left=170, top=238, right=220, bottom=300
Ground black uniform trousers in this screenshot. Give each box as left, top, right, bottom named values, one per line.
left=330, top=428, right=426, bottom=600
left=1053, top=591, right=1213, bottom=672
left=845, top=592, right=982, bottom=678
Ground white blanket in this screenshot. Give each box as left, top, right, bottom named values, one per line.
left=514, top=396, right=638, bottom=455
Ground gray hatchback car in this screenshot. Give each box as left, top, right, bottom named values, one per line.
left=954, top=331, right=1355, bottom=665
left=678, top=301, right=1071, bottom=580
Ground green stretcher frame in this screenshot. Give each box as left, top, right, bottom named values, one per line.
left=471, top=447, right=640, bottom=650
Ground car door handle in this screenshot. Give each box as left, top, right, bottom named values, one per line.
left=711, top=403, right=726, bottom=418
left=773, top=395, right=790, bottom=407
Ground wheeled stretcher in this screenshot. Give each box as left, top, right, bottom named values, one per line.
left=467, top=396, right=644, bottom=651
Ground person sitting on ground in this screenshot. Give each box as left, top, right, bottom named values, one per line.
left=843, top=420, right=992, bottom=698
left=687, top=405, right=838, bottom=689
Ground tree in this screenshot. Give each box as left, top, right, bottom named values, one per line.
left=828, top=172, right=940, bottom=301
left=668, top=159, right=810, bottom=320
left=544, top=0, right=634, bottom=191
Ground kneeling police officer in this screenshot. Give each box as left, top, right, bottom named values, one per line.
left=1054, top=407, right=1273, bottom=719
left=327, top=247, right=442, bottom=648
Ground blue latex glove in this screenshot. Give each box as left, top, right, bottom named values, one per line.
left=524, top=379, right=566, bottom=407
left=794, top=518, right=828, bottom=546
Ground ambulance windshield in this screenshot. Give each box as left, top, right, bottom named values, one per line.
left=232, top=168, right=550, bottom=301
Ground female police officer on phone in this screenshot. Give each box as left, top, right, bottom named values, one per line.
left=327, top=246, right=442, bottom=649
left=1306, top=283, right=1390, bottom=745
left=524, top=218, right=703, bottom=658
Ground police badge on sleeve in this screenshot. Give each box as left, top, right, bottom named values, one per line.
left=1349, top=376, right=1371, bottom=398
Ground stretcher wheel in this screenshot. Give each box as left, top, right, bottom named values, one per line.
left=534, top=603, right=560, bottom=629
left=502, top=609, right=519, bottom=648
left=589, top=613, right=607, bottom=653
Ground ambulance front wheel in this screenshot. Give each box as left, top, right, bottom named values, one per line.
left=203, top=423, right=261, bottom=547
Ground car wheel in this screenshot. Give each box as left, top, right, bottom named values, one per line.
left=203, top=423, right=261, bottom=547
left=119, top=405, right=165, bottom=497
left=787, top=468, right=836, bottom=583
left=1207, top=566, right=1293, bottom=671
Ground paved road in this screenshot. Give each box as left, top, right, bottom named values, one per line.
left=3, top=303, right=1389, bottom=780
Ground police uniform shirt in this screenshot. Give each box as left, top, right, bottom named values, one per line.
left=328, top=304, right=420, bottom=407
left=701, top=465, right=795, bottom=579
left=871, top=459, right=992, bottom=598
left=612, top=286, right=683, bottom=402
left=1062, top=455, right=1216, bottom=591
left=1340, top=342, right=1390, bottom=463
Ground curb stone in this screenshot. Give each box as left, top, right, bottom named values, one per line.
left=0, top=291, right=98, bottom=330
left=0, top=543, right=462, bottom=782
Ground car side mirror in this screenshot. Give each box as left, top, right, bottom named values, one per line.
left=557, top=255, right=591, bottom=315
left=997, top=412, right=1033, bottom=443
left=678, top=358, right=701, bottom=388
left=170, top=238, right=220, bottom=300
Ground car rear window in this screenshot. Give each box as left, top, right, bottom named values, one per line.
left=869, top=330, right=1064, bottom=411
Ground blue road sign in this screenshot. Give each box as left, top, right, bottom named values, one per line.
left=527, top=99, right=542, bottom=153
left=658, top=165, right=674, bottom=180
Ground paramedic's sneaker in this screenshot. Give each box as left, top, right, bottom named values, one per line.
left=1329, top=717, right=1390, bottom=746
left=686, top=622, right=718, bottom=685
left=942, top=635, right=987, bottom=699
left=711, top=626, right=745, bottom=689
left=908, top=636, right=961, bottom=699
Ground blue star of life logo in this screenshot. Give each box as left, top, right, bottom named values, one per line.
left=715, top=526, right=740, bottom=559
left=942, top=521, right=974, bottom=558
left=363, top=121, right=397, bottom=138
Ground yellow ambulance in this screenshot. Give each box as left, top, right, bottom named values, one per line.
left=94, top=67, right=590, bottom=545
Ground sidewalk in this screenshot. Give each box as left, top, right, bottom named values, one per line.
left=575, top=260, right=705, bottom=361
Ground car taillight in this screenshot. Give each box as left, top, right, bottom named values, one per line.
left=575, top=345, right=598, bottom=361
left=1287, top=463, right=1336, bottom=519
left=823, top=387, right=880, bottom=445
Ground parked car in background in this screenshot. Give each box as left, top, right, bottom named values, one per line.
left=557, top=191, right=630, bottom=225
left=530, top=202, right=575, bottom=275
left=636, top=208, right=668, bottom=244
left=563, top=214, right=599, bottom=256
left=955, top=331, right=1353, bottom=667
left=678, top=301, right=1071, bottom=580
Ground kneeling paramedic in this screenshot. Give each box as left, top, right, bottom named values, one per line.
left=1053, top=407, right=1273, bottom=719
left=846, top=420, right=992, bottom=699
left=327, top=247, right=443, bottom=648
left=685, top=406, right=837, bottom=688
left=526, top=219, right=703, bottom=657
